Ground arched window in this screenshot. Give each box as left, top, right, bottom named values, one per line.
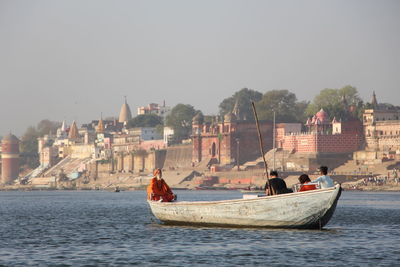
left=211, top=142, right=216, bottom=157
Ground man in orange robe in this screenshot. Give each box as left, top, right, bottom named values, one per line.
left=147, top=169, right=175, bottom=202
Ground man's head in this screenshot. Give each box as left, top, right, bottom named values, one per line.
left=154, top=168, right=162, bottom=180
left=270, top=170, right=278, bottom=178
left=298, top=174, right=311, bottom=184
left=319, top=166, right=328, bottom=175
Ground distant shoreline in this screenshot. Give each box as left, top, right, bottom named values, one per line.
left=1, top=185, right=400, bottom=192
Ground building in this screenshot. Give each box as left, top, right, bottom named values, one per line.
left=163, top=126, right=174, bottom=145
left=112, top=134, right=141, bottom=153
left=81, top=118, right=122, bottom=133
left=192, top=112, right=273, bottom=165
left=363, top=93, right=400, bottom=152
left=128, top=127, right=162, bottom=141
left=137, top=101, right=171, bottom=121
left=278, top=109, right=363, bottom=154
left=1, top=134, right=20, bottom=184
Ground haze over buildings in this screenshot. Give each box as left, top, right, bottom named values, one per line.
left=0, top=0, right=399, bottom=136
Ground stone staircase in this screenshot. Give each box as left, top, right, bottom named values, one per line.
left=242, top=148, right=279, bottom=169
left=333, top=159, right=400, bottom=176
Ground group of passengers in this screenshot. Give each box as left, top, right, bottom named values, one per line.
left=264, top=166, right=334, bottom=196
left=147, top=165, right=335, bottom=202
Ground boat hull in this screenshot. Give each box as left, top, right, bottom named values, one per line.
left=148, top=185, right=342, bottom=229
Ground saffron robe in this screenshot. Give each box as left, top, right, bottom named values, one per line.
left=147, top=178, right=174, bottom=202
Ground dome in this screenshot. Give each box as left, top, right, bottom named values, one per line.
left=224, top=112, right=237, bottom=123
left=2, top=134, right=19, bottom=144
left=315, top=108, right=329, bottom=123
left=118, top=98, right=132, bottom=123
left=192, top=113, right=204, bottom=124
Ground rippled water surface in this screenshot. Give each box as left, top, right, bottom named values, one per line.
left=0, top=190, right=399, bottom=266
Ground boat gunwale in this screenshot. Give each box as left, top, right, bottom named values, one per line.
left=148, top=185, right=340, bottom=206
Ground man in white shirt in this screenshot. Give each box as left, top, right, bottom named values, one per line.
left=313, top=166, right=334, bottom=188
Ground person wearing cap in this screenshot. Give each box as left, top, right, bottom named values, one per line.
left=147, top=169, right=175, bottom=202
left=264, top=170, right=293, bottom=196
left=298, top=174, right=317, bottom=192
left=312, top=166, right=334, bottom=188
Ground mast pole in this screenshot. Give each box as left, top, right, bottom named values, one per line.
left=251, top=102, right=272, bottom=195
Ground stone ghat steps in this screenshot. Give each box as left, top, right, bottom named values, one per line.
left=242, top=148, right=279, bottom=168
left=42, top=156, right=92, bottom=177
left=333, top=159, right=400, bottom=176
left=332, top=160, right=358, bottom=173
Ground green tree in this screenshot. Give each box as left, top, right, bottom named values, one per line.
left=37, top=119, right=61, bottom=136
left=166, top=104, right=197, bottom=142
left=255, top=90, right=306, bottom=122
left=19, top=126, right=40, bottom=169
left=219, top=88, right=263, bottom=120
left=18, top=119, right=61, bottom=169
left=127, top=114, right=163, bottom=128
left=306, top=85, right=362, bottom=120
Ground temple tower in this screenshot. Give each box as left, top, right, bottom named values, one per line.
left=96, top=117, right=105, bottom=134
left=1, top=134, right=20, bottom=185
left=68, top=121, right=79, bottom=140
left=371, top=91, right=378, bottom=109
left=118, top=96, right=132, bottom=124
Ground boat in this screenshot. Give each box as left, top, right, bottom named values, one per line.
left=148, top=184, right=342, bottom=229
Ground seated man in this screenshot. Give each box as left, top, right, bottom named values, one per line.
left=147, top=169, right=175, bottom=202
left=264, top=170, right=293, bottom=196
left=312, top=166, right=334, bottom=188
left=298, top=174, right=317, bottom=192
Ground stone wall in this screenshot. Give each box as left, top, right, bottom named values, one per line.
left=282, top=133, right=362, bottom=154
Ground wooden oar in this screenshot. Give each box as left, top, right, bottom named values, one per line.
left=251, top=101, right=273, bottom=195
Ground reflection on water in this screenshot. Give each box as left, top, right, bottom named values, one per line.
left=0, top=190, right=399, bottom=266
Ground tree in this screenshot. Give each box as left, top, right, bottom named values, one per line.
left=19, top=119, right=61, bottom=169
left=126, top=114, right=163, bottom=128
left=219, top=88, right=263, bottom=120
left=166, top=104, right=197, bottom=142
left=255, top=90, right=306, bottom=123
left=37, top=119, right=61, bottom=136
left=19, top=126, right=40, bottom=169
left=306, top=85, right=362, bottom=120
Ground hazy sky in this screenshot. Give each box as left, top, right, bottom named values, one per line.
left=1, top=0, right=399, bottom=136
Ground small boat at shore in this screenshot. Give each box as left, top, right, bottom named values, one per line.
left=148, top=184, right=342, bottom=229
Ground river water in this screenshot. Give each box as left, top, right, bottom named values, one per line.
left=0, top=190, right=399, bottom=266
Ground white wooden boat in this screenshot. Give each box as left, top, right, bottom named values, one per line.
left=148, top=184, right=342, bottom=229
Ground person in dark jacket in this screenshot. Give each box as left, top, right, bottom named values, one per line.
left=264, top=170, right=293, bottom=196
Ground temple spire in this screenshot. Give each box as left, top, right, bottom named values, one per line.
left=371, top=91, right=378, bottom=108
left=232, top=98, right=241, bottom=120
left=68, top=120, right=79, bottom=139
left=119, top=97, right=132, bottom=123
left=96, top=114, right=105, bottom=134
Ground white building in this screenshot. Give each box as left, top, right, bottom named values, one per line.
left=163, top=126, right=174, bottom=145
left=137, top=102, right=171, bottom=121
left=129, top=127, right=162, bottom=141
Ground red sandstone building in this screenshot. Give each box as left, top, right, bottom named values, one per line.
left=278, top=109, right=363, bottom=154
left=193, top=105, right=364, bottom=167
left=1, top=134, right=20, bottom=184
left=192, top=112, right=272, bottom=166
